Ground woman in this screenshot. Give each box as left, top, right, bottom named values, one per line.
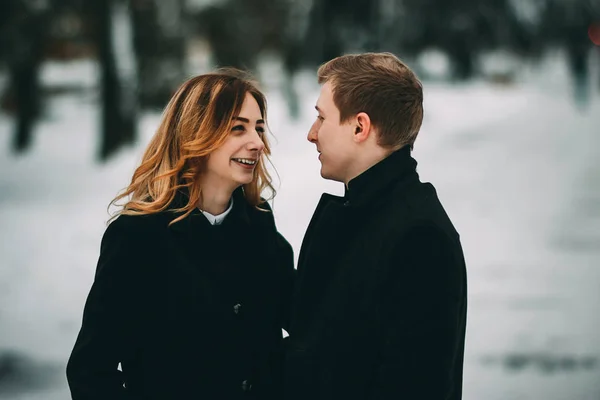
left=67, top=69, right=294, bottom=400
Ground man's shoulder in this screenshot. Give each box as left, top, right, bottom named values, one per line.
left=385, top=180, right=439, bottom=215
left=385, top=180, right=459, bottom=238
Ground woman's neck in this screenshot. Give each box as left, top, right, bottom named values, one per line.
left=198, top=188, right=234, bottom=215
left=196, top=176, right=236, bottom=215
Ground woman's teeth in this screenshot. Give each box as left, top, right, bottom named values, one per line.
left=232, top=158, right=257, bottom=165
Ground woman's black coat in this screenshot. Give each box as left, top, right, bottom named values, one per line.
left=67, top=189, right=294, bottom=400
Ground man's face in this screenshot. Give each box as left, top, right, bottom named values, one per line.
left=307, top=81, right=356, bottom=183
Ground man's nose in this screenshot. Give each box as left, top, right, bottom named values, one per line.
left=307, top=121, right=318, bottom=143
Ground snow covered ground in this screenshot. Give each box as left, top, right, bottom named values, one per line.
left=1, top=53, right=600, bottom=399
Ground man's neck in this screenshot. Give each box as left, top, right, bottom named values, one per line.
left=344, top=148, right=393, bottom=187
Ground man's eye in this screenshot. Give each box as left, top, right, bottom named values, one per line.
left=317, top=115, right=324, bottom=121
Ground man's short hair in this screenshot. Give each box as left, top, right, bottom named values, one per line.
left=317, top=52, right=424, bottom=149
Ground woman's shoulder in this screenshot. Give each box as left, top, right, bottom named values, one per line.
left=246, top=198, right=276, bottom=227
left=104, top=212, right=169, bottom=239
left=251, top=200, right=293, bottom=251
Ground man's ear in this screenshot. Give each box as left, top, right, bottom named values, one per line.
left=353, top=112, right=372, bottom=143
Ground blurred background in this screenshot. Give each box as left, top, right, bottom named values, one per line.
left=1, top=0, right=600, bottom=399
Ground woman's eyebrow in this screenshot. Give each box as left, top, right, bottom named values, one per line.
left=233, top=116, right=265, bottom=124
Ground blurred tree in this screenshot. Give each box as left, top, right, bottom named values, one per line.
left=0, top=0, right=49, bottom=153
left=304, top=0, right=381, bottom=65
left=582, top=0, right=600, bottom=94
left=45, top=0, right=94, bottom=61
left=197, top=2, right=259, bottom=71
left=279, top=0, right=313, bottom=119
left=541, top=0, right=594, bottom=108
left=396, top=0, right=527, bottom=80
left=130, top=0, right=187, bottom=109
left=196, top=0, right=307, bottom=118
left=85, top=0, right=137, bottom=161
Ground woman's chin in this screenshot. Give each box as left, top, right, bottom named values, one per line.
left=232, top=175, right=254, bottom=186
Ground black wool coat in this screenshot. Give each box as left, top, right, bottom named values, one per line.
left=284, top=146, right=468, bottom=400
left=67, top=188, right=294, bottom=400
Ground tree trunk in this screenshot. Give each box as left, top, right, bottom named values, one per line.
left=130, top=0, right=186, bottom=109
left=95, top=0, right=137, bottom=161
left=3, top=0, right=47, bottom=153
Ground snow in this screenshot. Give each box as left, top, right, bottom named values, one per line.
left=1, top=53, right=600, bottom=399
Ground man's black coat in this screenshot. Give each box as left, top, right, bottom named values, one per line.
left=284, top=146, right=468, bottom=400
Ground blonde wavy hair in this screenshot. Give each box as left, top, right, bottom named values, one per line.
left=109, top=68, right=275, bottom=225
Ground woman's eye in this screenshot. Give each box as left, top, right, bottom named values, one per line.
left=256, top=127, right=265, bottom=134
left=231, top=125, right=245, bottom=132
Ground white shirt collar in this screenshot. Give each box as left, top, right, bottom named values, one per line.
left=200, top=198, right=233, bottom=225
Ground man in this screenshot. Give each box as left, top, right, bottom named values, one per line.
left=284, top=52, right=467, bottom=400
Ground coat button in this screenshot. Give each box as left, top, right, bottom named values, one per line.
left=241, top=379, right=252, bottom=392
left=233, top=303, right=242, bottom=314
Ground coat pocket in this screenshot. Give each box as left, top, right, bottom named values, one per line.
left=283, top=345, right=321, bottom=399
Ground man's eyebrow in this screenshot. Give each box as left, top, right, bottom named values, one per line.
left=315, top=105, right=323, bottom=114
left=233, top=117, right=265, bottom=124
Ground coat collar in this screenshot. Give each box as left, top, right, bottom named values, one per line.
left=344, top=145, right=418, bottom=208
left=167, top=186, right=251, bottom=233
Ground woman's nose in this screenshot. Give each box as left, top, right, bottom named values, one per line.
left=249, top=129, right=265, bottom=152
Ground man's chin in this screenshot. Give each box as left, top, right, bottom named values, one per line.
left=319, top=168, right=342, bottom=183
left=319, top=166, right=329, bottom=180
